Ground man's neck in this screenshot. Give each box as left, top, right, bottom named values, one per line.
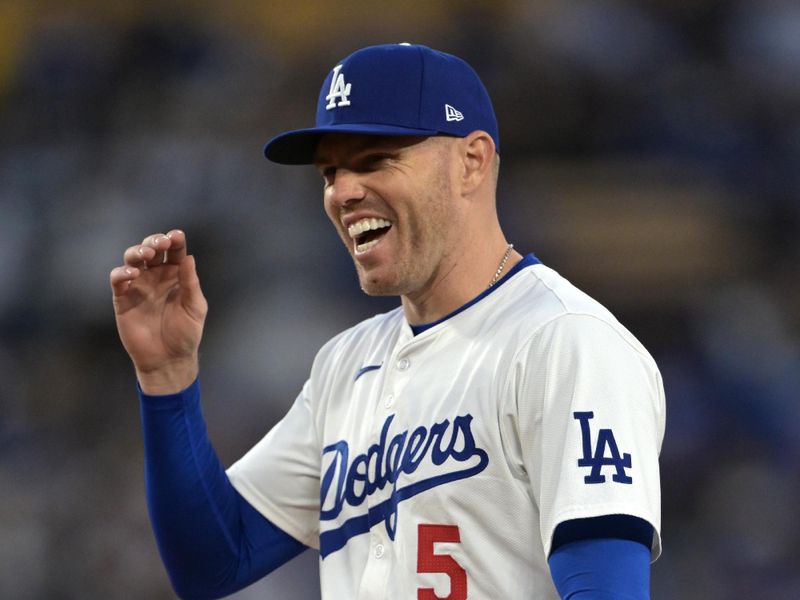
left=400, top=249, right=522, bottom=326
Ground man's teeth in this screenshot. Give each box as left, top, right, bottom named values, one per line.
left=356, top=239, right=381, bottom=253
left=347, top=218, right=392, bottom=239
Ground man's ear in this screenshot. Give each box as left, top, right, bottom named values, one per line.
left=460, top=131, right=496, bottom=197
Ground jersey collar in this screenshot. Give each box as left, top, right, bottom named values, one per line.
left=409, top=253, right=540, bottom=336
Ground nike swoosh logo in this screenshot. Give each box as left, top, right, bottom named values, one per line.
left=354, top=364, right=382, bottom=381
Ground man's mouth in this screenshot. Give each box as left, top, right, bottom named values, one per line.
left=347, top=218, right=393, bottom=254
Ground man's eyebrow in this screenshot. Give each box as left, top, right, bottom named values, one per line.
left=314, top=137, right=402, bottom=166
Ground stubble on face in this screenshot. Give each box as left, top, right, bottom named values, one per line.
left=352, top=138, right=456, bottom=299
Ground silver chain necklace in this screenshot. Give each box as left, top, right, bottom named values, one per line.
left=488, top=243, right=514, bottom=288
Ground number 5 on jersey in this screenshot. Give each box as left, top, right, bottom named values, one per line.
left=417, top=524, right=467, bottom=600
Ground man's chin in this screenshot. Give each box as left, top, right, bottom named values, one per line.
left=359, top=281, right=399, bottom=297
left=357, top=272, right=404, bottom=297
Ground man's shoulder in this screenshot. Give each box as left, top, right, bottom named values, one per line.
left=507, top=263, right=654, bottom=362
left=497, top=262, right=619, bottom=330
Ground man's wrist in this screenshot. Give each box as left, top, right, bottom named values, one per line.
left=136, top=359, right=199, bottom=396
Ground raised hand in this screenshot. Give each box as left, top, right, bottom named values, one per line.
left=109, top=230, right=208, bottom=394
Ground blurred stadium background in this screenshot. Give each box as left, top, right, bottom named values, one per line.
left=1, top=0, right=799, bottom=598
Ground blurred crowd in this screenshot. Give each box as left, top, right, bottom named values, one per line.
left=1, top=1, right=798, bottom=598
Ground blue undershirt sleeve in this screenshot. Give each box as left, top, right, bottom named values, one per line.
left=547, top=516, right=652, bottom=600
left=139, top=379, right=306, bottom=600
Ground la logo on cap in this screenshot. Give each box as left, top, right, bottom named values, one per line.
left=325, top=64, right=352, bottom=110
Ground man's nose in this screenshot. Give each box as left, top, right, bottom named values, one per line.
left=326, top=169, right=366, bottom=207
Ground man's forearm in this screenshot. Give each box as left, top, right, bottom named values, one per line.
left=139, top=379, right=305, bottom=599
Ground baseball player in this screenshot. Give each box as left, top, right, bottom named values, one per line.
left=110, top=44, right=665, bottom=599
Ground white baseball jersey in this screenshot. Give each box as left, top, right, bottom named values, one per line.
left=227, top=259, right=665, bottom=599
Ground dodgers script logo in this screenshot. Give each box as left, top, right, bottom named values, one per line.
left=318, top=413, right=488, bottom=557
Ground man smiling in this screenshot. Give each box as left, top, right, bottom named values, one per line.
left=314, top=132, right=507, bottom=323
left=111, top=43, right=665, bottom=599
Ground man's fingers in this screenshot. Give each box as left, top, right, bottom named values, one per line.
left=165, top=229, right=187, bottom=265
left=113, top=230, right=193, bottom=299
left=123, top=244, right=151, bottom=267
left=141, top=232, right=167, bottom=247
left=109, top=265, right=141, bottom=297
left=143, top=233, right=170, bottom=267
left=124, top=230, right=187, bottom=268
left=178, top=255, right=207, bottom=318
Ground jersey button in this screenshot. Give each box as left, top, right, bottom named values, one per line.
left=397, top=358, right=410, bottom=371
left=384, top=394, right=394, bottom=408
left=374, top=543, right=385, bottom=558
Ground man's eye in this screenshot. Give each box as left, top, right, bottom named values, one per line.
left=365, top=154, right=391, bottom=167
left=321, top=167, right=336, bottom=183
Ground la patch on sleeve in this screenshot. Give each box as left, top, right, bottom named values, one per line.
left=573, top=411, right=632, bottom=484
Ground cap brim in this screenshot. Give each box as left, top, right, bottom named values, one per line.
left=263, top=123, right=440, bottom=165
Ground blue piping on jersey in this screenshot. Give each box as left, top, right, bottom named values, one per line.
left=354, top=364, right=382, bottom=381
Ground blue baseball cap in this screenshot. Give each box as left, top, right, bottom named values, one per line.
left=263, top=43, right=499, bottom=165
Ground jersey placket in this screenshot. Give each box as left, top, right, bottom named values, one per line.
left=356, top=328, right=423, bottom=599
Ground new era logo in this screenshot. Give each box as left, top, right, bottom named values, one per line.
left=445, top=104, right=464, bottom=122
